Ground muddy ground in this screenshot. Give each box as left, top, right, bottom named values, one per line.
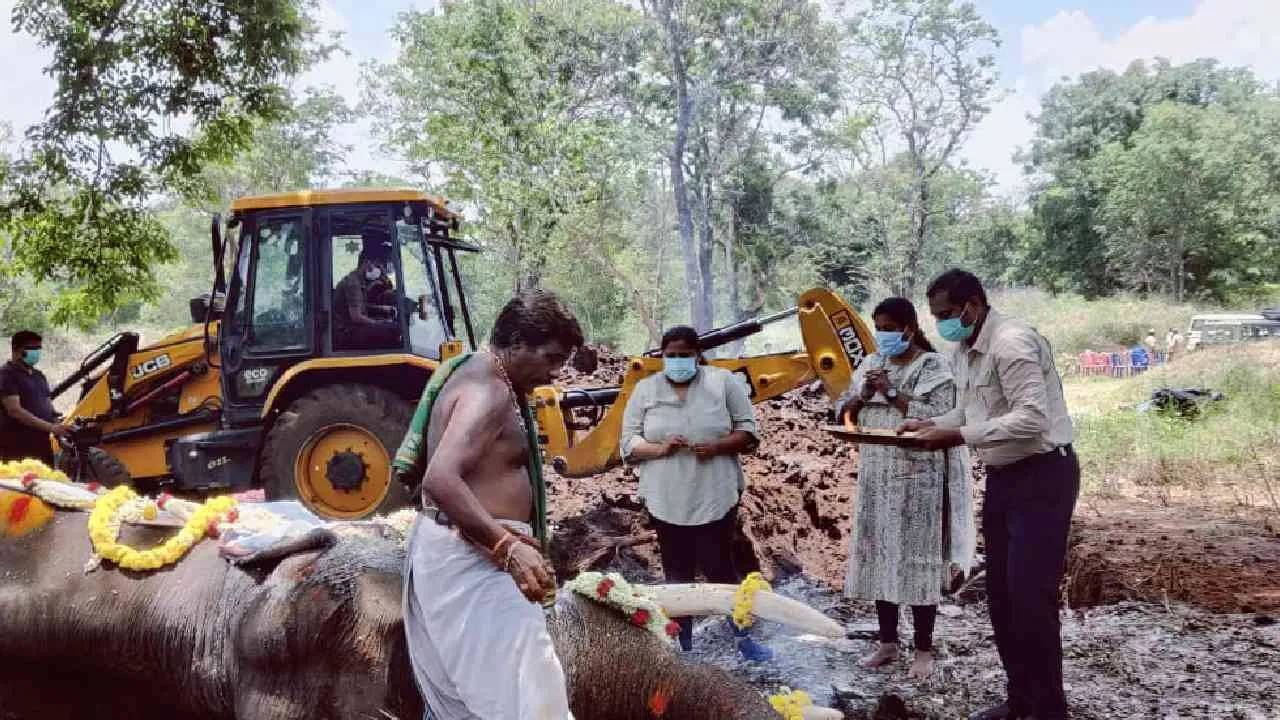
left=547, top=347, right=1280, bottom=718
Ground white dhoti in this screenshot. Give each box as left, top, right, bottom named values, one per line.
left=403, top=516, right=574, bottom=720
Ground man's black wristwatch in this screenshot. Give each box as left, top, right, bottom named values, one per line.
left=885, top=387, right=899, bottom=401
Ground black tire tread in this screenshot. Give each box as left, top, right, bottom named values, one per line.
left=60, top=447, right=132, bottom=488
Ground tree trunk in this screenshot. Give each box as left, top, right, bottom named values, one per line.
left=725, top=233, right=742, bottom=355
left=1174, top=229, right=1185, bottom=303
left=900, top=173, right=929, bottom=299
left=696, top=164, right=716, bottom=334
left=655, top=1, right=707, bottom=332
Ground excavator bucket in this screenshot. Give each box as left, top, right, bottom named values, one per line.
left=797, top=288, right=877, bottom=402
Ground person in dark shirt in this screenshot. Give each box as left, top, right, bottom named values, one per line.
left=333, top=251, right=401, bottom=350
left=0, top=330, right=68, bottom=464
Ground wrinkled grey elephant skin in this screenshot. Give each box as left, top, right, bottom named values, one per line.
left=0, top=510, right=777, bottom=720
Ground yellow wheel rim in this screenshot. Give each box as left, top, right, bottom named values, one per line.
left=293, top=423, right=390, bottom=519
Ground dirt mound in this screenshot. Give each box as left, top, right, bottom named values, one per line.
left=1066, top=498, right=1280, bottom=613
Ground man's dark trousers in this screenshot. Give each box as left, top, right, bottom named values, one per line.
left=983, top=446, right=1080, bottom=720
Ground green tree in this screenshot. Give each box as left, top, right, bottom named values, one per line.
left=639, top=0, right=841, bottom=330
left=180, top=87, right=356, bottom=211
left=806, top=155, right=998, bottom=301
left=1022, top=58, right=1264, bottom=297
left=1093, top=101, right=1280, bottom=302
left=369, top=0, right=645, bottom=294
left=842, top=0, right=999, bottom=297
left=2, top=0, right=327, bottom=325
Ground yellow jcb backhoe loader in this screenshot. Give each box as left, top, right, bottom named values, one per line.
left=54, top=189, right=476, bottom=519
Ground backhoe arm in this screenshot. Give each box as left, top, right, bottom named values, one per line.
left=533, top=287, right=875, bottom=478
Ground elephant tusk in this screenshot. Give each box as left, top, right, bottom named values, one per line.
left=641, top=583, right=843, bottom=638
left=802, top=707, right=843, bottom=719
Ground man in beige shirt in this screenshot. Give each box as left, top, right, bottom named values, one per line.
left=900, top=269, right=1079, bottom=720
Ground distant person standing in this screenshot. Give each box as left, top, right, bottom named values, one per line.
left=900, top=270, right=1078, bottom=720
left=1143, top=329, right=1158, bottom=357
left=1168, top=327, right=1185, bottom=361
left=0, top=331, right=68, bottom=465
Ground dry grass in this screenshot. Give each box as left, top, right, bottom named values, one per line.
left=1067, top=343, right=1280, bottom=518
left=995, top=288, right=1200, bottom=355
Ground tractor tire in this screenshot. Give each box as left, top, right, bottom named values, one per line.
left=59, top=447, right=132, bottom=488
left=260, top=383, right=414, bottom=520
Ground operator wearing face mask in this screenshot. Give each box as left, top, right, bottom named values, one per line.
left=333, top=250, right=401, bottom=350
left=833, top=297, right=975, bottom=681
left=619, top=325, right=771, bottom=661
left=0, top=330, right=69, bottom=465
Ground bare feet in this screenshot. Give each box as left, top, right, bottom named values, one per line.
left=907, top=649, right=935, bottom=679
left=860, top=642, right=900, bottom=669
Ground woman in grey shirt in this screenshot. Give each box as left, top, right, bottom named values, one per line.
left=621, top=325, right=769, bottom=659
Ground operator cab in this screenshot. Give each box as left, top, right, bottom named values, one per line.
left=215, top=189, right=478, bottom=425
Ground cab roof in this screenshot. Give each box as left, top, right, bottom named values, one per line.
left=230, top=188, right=456, bottom=218
left=1191, top=313, right=1268, bottom=321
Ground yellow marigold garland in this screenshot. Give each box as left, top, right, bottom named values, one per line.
left=732, top=571, right=772, bottom=629
left=0, top=459, right=71, bottom=483
left=768, top=687, right=812, bottom=720
left=88, top=486, right=237, bottom=571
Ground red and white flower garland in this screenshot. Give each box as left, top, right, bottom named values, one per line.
left=566, top=571, right=681, bottom=643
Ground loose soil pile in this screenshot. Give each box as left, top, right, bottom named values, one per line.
left=1066, top=498, right=1280, bottom=613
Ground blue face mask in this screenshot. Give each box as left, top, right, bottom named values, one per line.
left=662, top=356, right=698, bottom=384
left=874, top=330, right=911, bottom=357
left=22, top=349, right=41, bottom=367
left=937, top=305, right=976, bottom=342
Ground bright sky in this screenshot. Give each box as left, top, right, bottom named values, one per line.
left=4, top=0, right=1280, bottom=197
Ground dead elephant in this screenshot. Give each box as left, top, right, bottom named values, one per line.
left=0, top=494, right=778, bottom=720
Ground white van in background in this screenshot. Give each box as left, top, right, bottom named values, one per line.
left=1186, top=313, right=1280, bottom=351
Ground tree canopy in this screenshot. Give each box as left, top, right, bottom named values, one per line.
left=2, top=0, right=1276, bottom=345
left=1, top=0, right=327, bottom=325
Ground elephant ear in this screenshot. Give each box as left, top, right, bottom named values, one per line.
left=228, top=527, right=340, bottom=569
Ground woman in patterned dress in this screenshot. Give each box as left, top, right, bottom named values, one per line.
left=836, top=297, right=976, bottom=679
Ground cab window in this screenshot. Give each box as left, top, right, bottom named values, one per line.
left=247, top=217, right=307, bottom=351
left=398, top=218, right=452, bottom=358
left=329, top=209, right=404, bottom=352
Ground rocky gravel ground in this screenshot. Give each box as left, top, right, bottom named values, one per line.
left=686, top=579, right=1280, bottom=720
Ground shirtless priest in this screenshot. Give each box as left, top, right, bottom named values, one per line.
left=394, top=291, right=584, bottom=720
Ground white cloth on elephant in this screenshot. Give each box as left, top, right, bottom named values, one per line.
left=404, top=515, right=575, bottom=720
